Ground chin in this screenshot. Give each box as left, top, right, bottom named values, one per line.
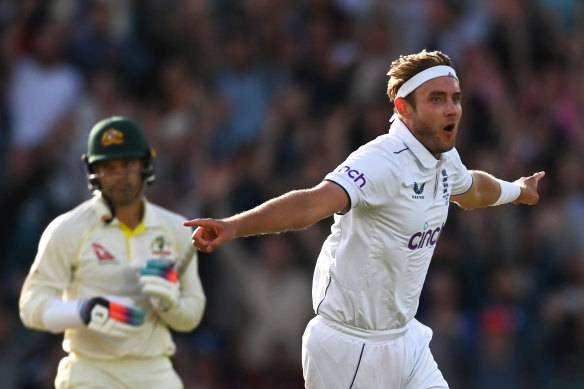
left=104, top=188, right=143, bottom=207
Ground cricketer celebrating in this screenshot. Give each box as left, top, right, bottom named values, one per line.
left=184, top=50, right=545, bottom=388
left=19, top=117, right=206, bottom=389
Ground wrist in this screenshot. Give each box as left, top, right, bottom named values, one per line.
left=492, top=179, right=521, bottom=206
left=42, top=300, right=85, bottom=333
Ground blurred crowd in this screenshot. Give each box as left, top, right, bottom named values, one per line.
left=1, top=0, right=584, bottom=388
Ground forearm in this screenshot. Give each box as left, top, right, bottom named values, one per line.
left=41, top=300, right=84, bottom=333
left=19, top=276, right=67, bottom=332
left=472, top=170, right=504, bottom=207
left=452, top=170, right=508, bottom=209
left=186, top=181, right=348, bottom=252
left=156, top=261, right=207, bottom=331
left=158, top=292, right=206, bottom=331
left=227, top=188, right=332, bottom=238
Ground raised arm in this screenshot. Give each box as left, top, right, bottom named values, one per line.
left=183, top=180, right=350, bottom=253
left=451, top=170, right=545, bottom=209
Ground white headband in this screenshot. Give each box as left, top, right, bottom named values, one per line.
left=393, top=65, right=458, bottom=99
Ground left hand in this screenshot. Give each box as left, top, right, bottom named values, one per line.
left=139, top=259, right=180, bottom=312
left=513, top=171, right=546, bottom=205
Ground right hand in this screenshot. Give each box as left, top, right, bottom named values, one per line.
left=513, top=171, right=545, bottom=205
left=182, top=218, right=236, bottom=253
left=139, top=260, right=180, bottom=312
left=78, top=297, right=145, bottom=338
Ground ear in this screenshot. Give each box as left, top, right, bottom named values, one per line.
left=394, top=97, right=411, bottom=118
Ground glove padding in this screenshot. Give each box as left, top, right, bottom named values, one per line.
left=139, top=259, right=180, bottom=312
left=78, top=297, right=145, bottom=338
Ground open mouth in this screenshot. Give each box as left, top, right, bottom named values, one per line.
left=443, top=124, right=455, bottom=132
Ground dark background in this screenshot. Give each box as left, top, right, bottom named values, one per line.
left=1, top=0, right=584, bottom=388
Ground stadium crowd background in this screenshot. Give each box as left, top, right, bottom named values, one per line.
left=0, top=0, right=583, bottom=388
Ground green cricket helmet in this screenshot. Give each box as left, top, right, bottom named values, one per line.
left=82, top=116, right=156, bottom=191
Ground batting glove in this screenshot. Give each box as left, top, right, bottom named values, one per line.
left=139, top=259, right=180, bottom=312
left=78, top=297, right=145, bottom=338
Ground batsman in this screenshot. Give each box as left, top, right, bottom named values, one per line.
left=19, top=116, right=206, bottom=389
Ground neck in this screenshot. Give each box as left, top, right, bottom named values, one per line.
left=115, top=199, right=144, bottom=230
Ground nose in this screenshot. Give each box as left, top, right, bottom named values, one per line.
left=445, top=98, right=460, bottom=116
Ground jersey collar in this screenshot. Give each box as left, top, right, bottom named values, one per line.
left=390, top=118, right=442, bottom=169
left=92, top=193, right=160, bottom=228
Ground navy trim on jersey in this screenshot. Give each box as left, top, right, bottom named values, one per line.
left=394, top=146, right=409, bottom=154
left=349, top=343, right=365, bottom=388
left=316, top=276, right=332, bottom=315
left=324, top=178, right=352, bottom=213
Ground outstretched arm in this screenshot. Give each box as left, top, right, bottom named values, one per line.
left=451, top=170, right=545, bottom=209
left=183, top=180, right=350, bottom=253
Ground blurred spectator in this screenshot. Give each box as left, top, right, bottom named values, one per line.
left=2, top=13, right=83, bottom=284
left=215, top=235, right=312, bottom=381
left=2, top=0, right=584, bottom=387
left=212, top=26, right=272, bottom=158
left=473, top=306, right=526, bottom=389
left=66, top=0, right=153, bottom=96
left=7, top=19, right=82, bottom=181
left=421, top=268, right=472, bottom=388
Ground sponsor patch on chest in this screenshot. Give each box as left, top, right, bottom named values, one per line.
left=92, top=243, right=119, bottom=264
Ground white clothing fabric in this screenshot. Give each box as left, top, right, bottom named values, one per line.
left=302, top=316, right=448, bottom=389
left=19, top=193, right=206, bottom=361
left=55, top=354, right=182, bottom=389
left=313, top=118, right=472, bottom=331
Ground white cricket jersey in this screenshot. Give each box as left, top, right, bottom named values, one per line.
left=313, top=118, right=472, bottom=331
left=19, top=193, right=206, bottom=360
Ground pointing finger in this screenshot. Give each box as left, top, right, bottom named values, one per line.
left=183, top=219, right=204, bottom=227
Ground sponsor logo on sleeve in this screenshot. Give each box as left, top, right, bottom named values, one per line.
left=337, top=166, right=367, bottom=188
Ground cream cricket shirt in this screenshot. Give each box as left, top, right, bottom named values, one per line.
left=314, top=118, right=472, bottom=331
left=19, top=193, right=206, bottom=360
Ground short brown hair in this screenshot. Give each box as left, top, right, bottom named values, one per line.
left=386, top=50, right=454, bottom=105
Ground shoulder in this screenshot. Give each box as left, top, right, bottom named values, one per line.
left=147, top=201, right=188, bottom=223
left=328, top=133, right=406, bottom=203
left=349, top=133, right=408, bottom=167
left=144, top=201, right=192, bottom=239
left=442, top=147, right=463, bottom=162
left=441, top=147, right=469, bottom=173
left=48, top=199, right=98, bottom=232
left=39, top=198, right=98, bottom=248
left=334, top=133, right=411, bottom=182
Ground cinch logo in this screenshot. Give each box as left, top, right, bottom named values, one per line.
left=408, top=223, right=445, bottom=250
left=338, top=166, right=367, bottom=188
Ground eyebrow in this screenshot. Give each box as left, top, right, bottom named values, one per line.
left=428, top=90, right=463, bottom=97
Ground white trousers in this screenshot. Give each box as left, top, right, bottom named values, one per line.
left=302, top=316, right=448, bottom=389
left=55, top=353, right=183, bottom=389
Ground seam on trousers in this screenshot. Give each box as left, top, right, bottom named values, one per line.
left=349, top=343, right=365, bottom=389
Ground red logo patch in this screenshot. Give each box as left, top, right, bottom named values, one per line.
left=92, top=243, right=115, bottom=260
